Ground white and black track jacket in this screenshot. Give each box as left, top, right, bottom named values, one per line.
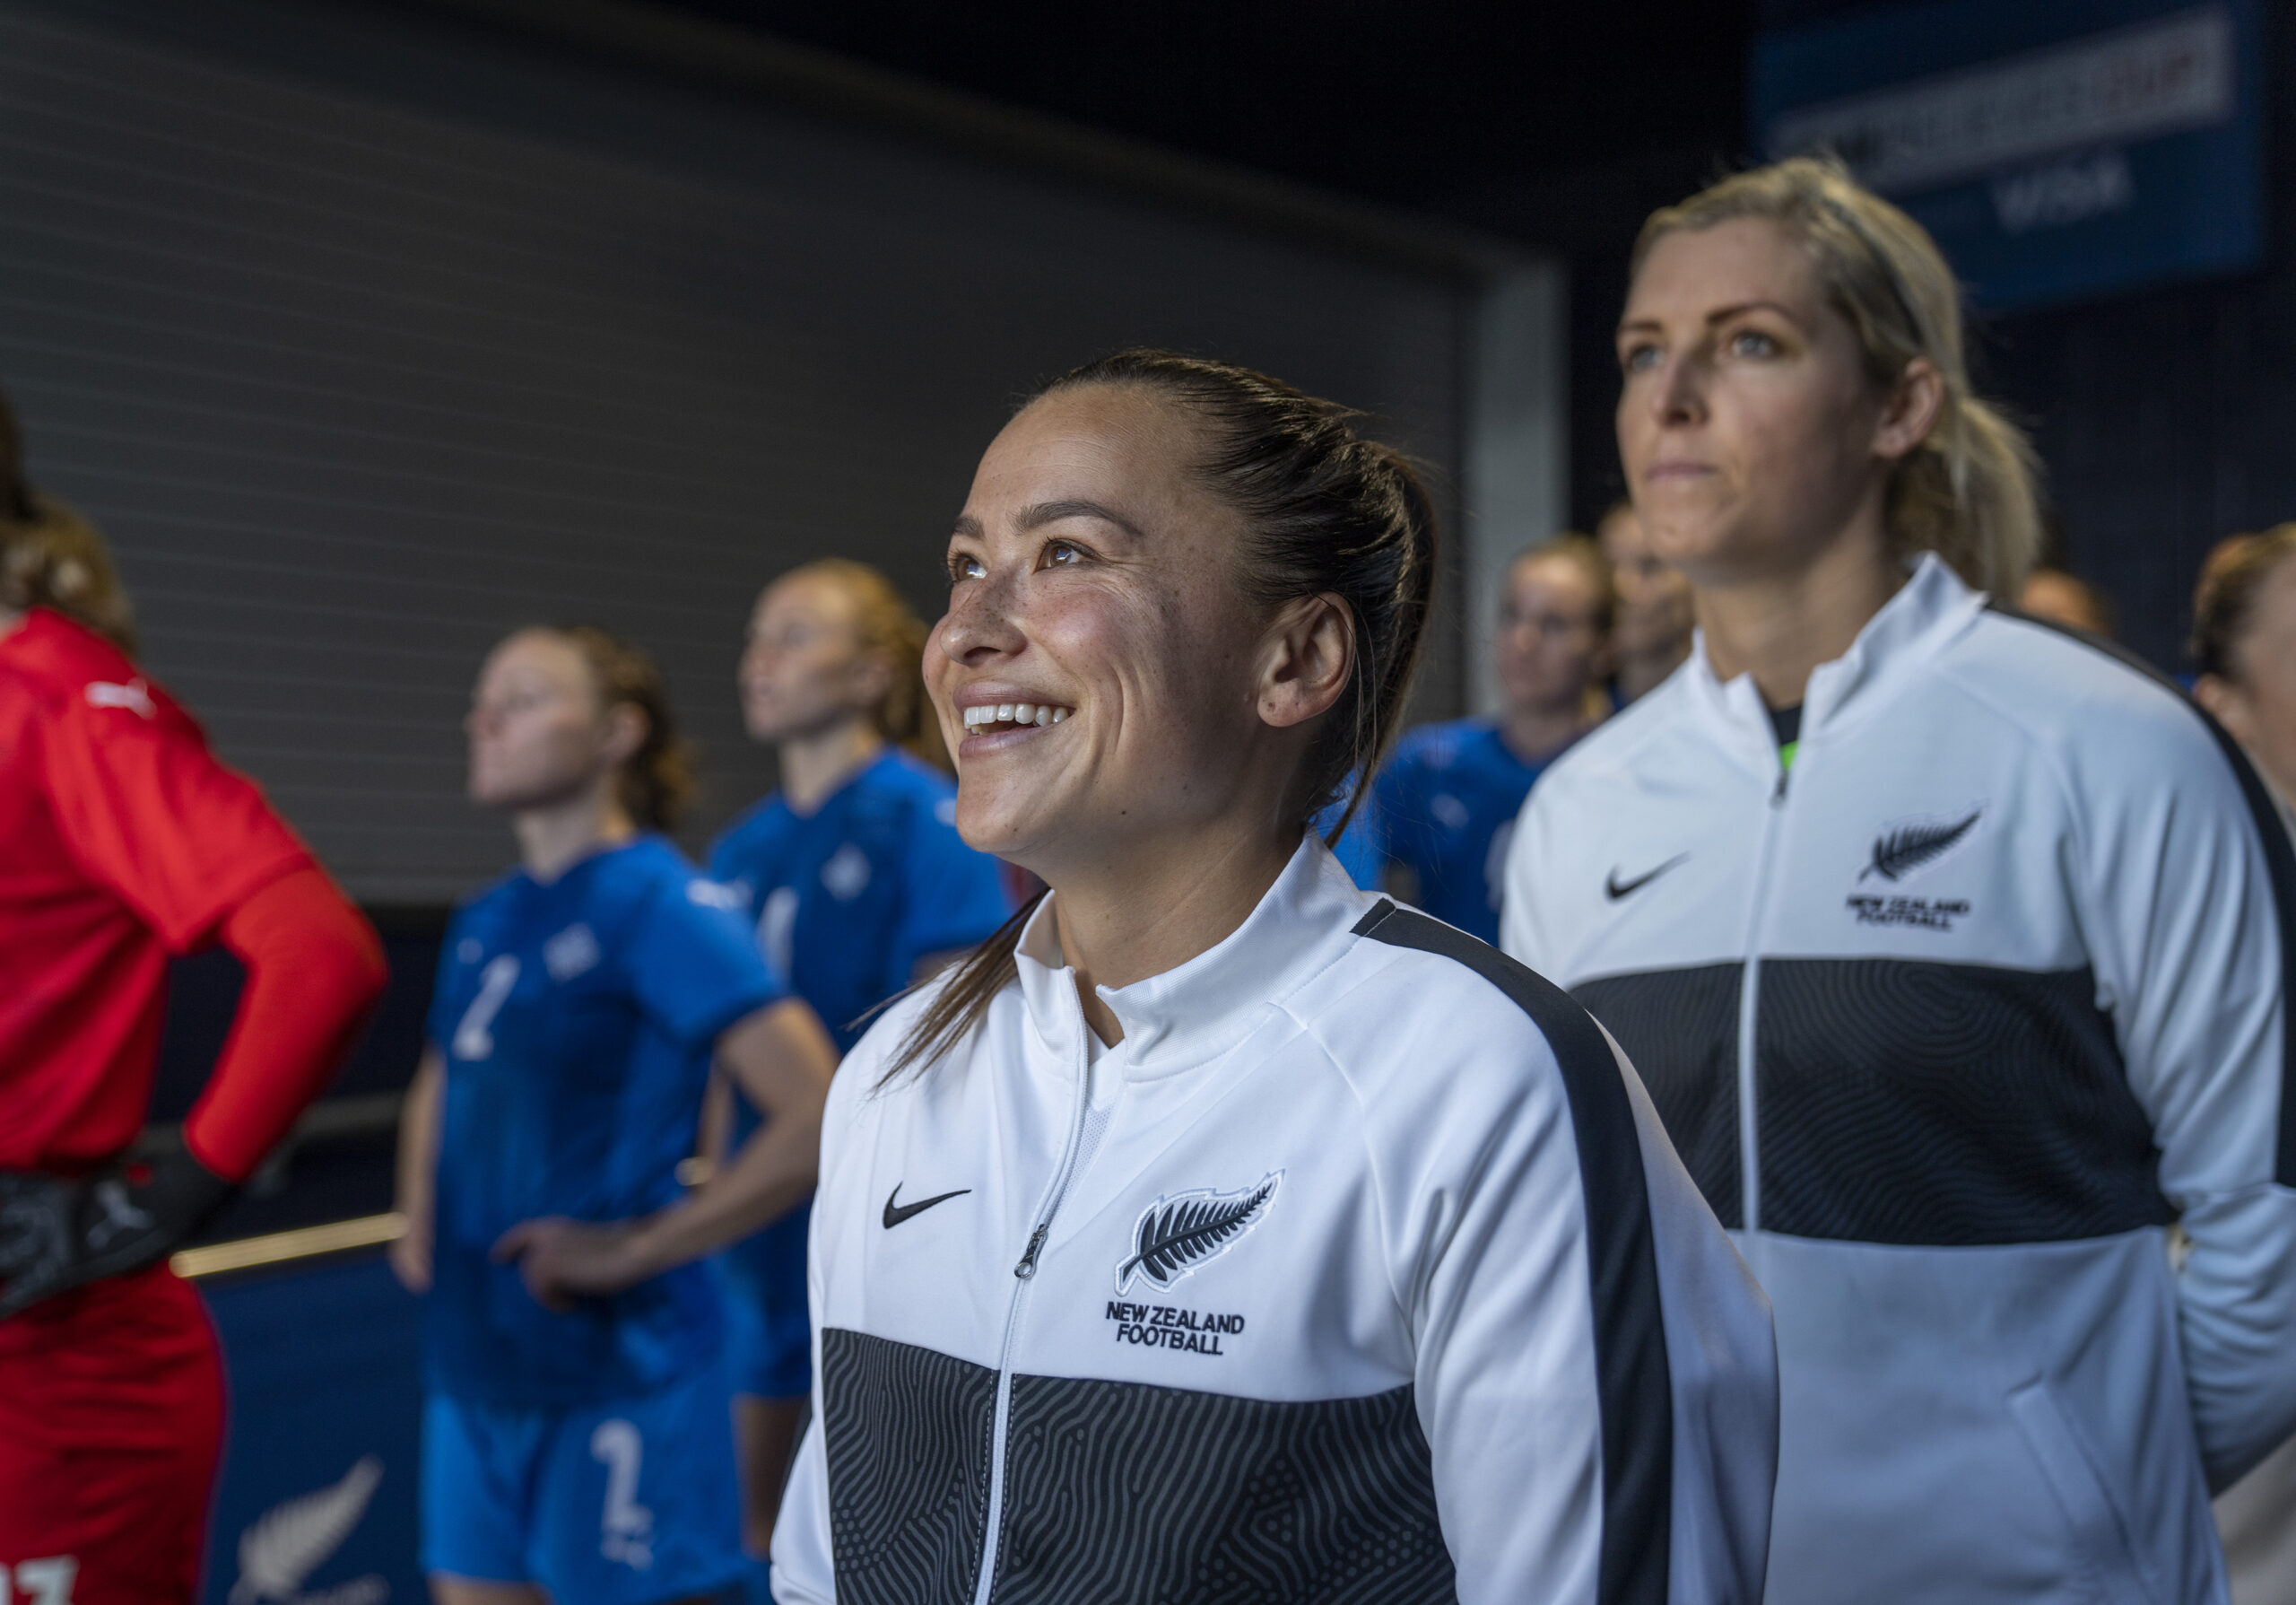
left=770, top=838, right=1779, bottom=1605
left=1503, top=555, right=2296, bottom=1604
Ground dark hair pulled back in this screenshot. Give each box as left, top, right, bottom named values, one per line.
left=544, top=624, right=696, bottom=833
left=888, top=348, right=1439, bottom=1079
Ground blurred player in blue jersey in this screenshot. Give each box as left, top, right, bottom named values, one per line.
left=707, top=560, right=1008, bottom=1578
left=390, top=624, right=838, bottom=1605
left=1596, top=497, right=1695, bottom=708
left=1374, top=535, right=1613, bottom=942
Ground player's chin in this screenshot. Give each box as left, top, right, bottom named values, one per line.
left=951, top=773, right=1055, bottom=850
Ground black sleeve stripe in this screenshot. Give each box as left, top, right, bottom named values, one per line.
left=1987, top=602, right=2296, bottom=1185
left=1351, top=899, right=1673, bottom=1605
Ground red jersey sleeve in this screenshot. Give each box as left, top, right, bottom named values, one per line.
left=43, top=672, right=312, bottom=954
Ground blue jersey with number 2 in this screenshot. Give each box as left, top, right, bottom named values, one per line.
left=422, top=835, right=783, bottom=1408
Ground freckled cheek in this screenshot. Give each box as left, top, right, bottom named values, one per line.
left=1028, top=591, right=1170, bottom=717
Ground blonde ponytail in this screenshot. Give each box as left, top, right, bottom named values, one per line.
left=2, top=493, right=138, bottom=654
left=1633, top=156, right=2043, bottom=595
left=0, top=386, right=136, bottom=652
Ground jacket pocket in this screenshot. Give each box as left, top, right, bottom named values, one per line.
left=2005, top=1379, right=2162, bottom=1605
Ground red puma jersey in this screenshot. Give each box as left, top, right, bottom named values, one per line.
left=0, top=608, right=311, bottom=1172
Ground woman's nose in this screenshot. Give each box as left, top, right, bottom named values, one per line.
left=1653, top=353, right=1707, bottom=426
left=935, top=574, right=1025, bottom=663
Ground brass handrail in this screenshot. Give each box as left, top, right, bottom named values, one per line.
left=172, top=1212, right=406, bottom=1279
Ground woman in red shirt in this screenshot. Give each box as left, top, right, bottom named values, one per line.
left=0, top=396, right=387, bottom=1605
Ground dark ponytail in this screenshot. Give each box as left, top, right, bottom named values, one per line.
left=888, top=350, right=1439, bottom=1079
left=547, top=624, right=696, bottom=833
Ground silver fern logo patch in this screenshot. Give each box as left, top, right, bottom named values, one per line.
left=230, top=1455, right=387, bottom=1605
left=1117, top=1172, right=1281, bottom=1294
left=1859, top=806, right=1983, bottom=883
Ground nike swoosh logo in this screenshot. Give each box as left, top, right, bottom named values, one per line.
left=1605, top=854, right=1689, bottom=901
left=883, top=1183, right=971, bottom=1229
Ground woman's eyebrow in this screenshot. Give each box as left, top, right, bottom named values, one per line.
left=1017, top=499, right=1148, bottom=542
left=1618, top=301, right=1804, bottom=339
left=1703, top=300, right=1799, bottom=327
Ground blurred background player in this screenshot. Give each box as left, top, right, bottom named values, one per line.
left=388, top=624, right=838, bottom=1605
left=2018, top=565, right=2118, bottom=638
left=1372, top=534, right=1611, bottom=940
left=2192, top=525, right=2296, bottom=1605
left=705, top=559, right=1006, bottom=1585
left=2195, top=527, right=2296, bottom=820
left=1506, top=157, right=2296, bottom=1602
left=0, top=395, right=386, bottom=1603
left=1596, top=497, right=1695, bottom=703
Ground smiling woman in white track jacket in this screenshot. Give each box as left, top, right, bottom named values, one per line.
left=1503, top=159, right=2296, bottom=1604
left=768, top=350, right=1779, bottom=1605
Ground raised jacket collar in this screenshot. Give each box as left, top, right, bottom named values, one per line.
left=1012, top=833, right=1370, bottom=1080
left=1683, top=553, right=1987, bottom=771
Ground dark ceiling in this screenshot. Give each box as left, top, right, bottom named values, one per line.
left=648, top=1, right=1752, bottom=222
left=645, top=0, right=1761, bottom=518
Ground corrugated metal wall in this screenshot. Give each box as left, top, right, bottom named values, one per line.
left=0, top=0, right=1473, bottom=903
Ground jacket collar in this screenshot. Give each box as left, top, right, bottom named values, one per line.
left=1013, top=833, right=1369, bottom=1079
left=1683, top=553, right=1985, bottom=763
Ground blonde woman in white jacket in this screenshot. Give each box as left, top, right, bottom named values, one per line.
left=769, top=350, right=1779, bottom=1605
left=1503, top=158, right=2296, bottom=1603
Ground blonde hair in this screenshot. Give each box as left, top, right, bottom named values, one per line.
left=0, top=387, right=136, bottom=652
left=1632, top=156, right=2042, bottom=595
left=2, top=493, right=138, bottom=654
left=2192, top=526, right=2296, bottom=682
left=1513, top=533, right=1616, bottom=634
left=777, top=557, right=948, bottom=772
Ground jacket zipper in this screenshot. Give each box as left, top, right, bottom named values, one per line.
left=970, top=992, right=1098, bottom=1605
left=1736, top=756, right=1792, bottom=1234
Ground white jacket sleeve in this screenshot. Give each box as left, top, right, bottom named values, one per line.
left=2072, top=709, right=2296, bottom=1488
left=770, top=1045, right=865, bottom=1602
left=1374, top=944, right=1777, bottom=1604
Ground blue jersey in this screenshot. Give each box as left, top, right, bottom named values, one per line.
left=708, top=747, right=1008, bottom=1055
left=1311, top=780, right=1386, bottom=891
left=1373, top=717, right=1573, bottom=944
left=422, top=835, right=783, bottom=1408
left=706, top=748, right=1006, bottom=1391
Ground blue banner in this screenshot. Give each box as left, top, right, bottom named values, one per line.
left=1752, top=0, right=2264, bottom=310
left=201, top=1255, right=424, bottom=1605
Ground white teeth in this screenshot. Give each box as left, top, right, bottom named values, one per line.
left=962, top=701, right=1072, bottom=731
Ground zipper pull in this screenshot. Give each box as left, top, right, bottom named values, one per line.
left=1013, top=1223, right=1049, bottom=1279
left=1771, top=770, right=1789, bottom=806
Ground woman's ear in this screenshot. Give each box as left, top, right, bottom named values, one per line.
left=1257, top=593, right=1354, bottom=730
left=1874, top=356, right=1946, bottom=463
